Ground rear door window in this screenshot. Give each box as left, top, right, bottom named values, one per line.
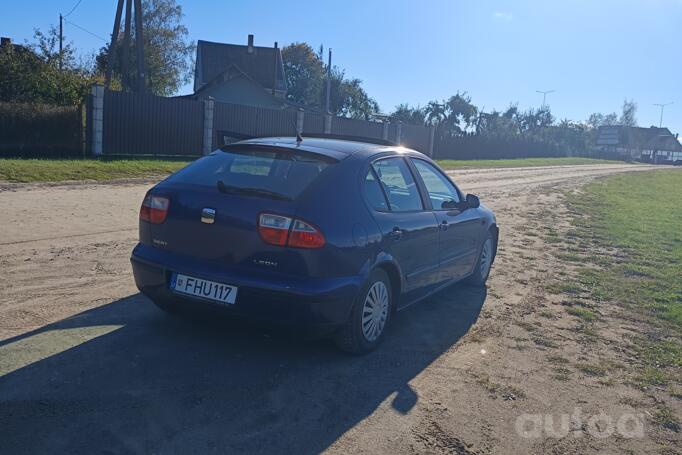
left=166, top=148, right=334, bottom=199
left=371, top=157, right=423, bottom=212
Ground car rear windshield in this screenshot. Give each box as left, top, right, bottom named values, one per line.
left=166, top=147, right=335, bottom=199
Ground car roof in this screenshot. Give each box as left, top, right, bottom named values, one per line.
left=233, top=136, right=425, bottom=161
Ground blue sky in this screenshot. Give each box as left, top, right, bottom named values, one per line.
left=3, top=0, right=681, bottom=133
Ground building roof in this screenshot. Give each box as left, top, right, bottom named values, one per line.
left=0, top=37, right=36, bottom=57
left=596, top=125, right=682, bottom=152
left=194, top=39, right=286, bottom=94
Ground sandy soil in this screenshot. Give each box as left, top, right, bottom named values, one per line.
left=0, top=163, right=679, bottom=454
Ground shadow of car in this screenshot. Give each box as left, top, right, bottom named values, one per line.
left=0, top=282, right=485, bottom=454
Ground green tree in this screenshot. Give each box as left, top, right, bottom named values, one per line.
left=281, top=43, right=325, bottom=106
left=425, top=100, right=447, bottom=126
left=518, top=106, right=554, bottom=133
left=477, top=104, right=521, bottom=136
left=96, top=0, right=194, bottom=96
left=423, top=92, right=478, bottom=135
left=281, top=43, right=378, bottom=119
left=619, top=99, right=637, bottom=127
left=443, top=92, right=478, bottom=133
left=325, top=68, right=379, bottom=119
left=587, top=112, right=618, bottom=129
left=388, top=104, right=426, bottom=125
left=0, top=28, right=96, bottom=105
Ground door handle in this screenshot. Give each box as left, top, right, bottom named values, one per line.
left=439, top=220, right=449, bottom=231
left=389, top=227, right=403, bottom=241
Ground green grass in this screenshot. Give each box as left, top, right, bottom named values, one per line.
left=572, top=171, right=682, bottom=328
left=435, top=157, right=626, bottom=170
left=0, top=158, right=191, bottom=183
left=653, top=406, right=681, bottom=432
left=566, top=306, right=598, bottom=322
left=565, top=170, right=682, bottom=387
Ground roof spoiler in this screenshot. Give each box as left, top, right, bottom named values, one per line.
left=293, top=133, right=398, bottom=147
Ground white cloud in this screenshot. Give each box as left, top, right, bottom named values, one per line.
left=493, top=11, right=514, bottom=22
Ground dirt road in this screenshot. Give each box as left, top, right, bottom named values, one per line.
left=0, top=163, right=677, bottom=454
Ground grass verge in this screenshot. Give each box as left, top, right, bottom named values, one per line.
left=562, top=170, right=682, bottom=387
left=436, top=157, right=627, bottom=169
left=0, top=158, right=191, bottom=183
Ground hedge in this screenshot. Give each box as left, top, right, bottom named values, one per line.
left=0, top=102, right=83, bottom=158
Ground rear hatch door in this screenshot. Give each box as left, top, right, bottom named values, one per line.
left=149, top=146, right=336, bottom=273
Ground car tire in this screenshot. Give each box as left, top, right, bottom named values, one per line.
left=465, top=230, right=495, bottom=286
left=334, top=269, right=392, bottom=355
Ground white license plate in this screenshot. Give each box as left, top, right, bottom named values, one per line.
left=171, top=273, right=237, bottom=305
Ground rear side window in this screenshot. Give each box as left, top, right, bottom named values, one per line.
left=371, top=157, right=423, bottom=212
left=167, top=148, right=334, bottom=199
left=364, top=169, right=389, bottom=211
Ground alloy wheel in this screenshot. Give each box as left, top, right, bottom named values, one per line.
left=361, top=281, right=389, bottom=342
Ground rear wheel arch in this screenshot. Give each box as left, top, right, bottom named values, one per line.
left=376, top=261, right=402, bottom=309
left=335, top=267, right=393, bottom=354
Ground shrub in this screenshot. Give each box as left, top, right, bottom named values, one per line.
left=0, top=102, right=83, bottom=157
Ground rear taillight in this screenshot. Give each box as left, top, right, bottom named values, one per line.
left=140, top=194, right=169, bottom=224
left=288, top=219, right=326, bottom=249
left=258, top=213, right=292, bottom=246
left=258, top=213, right=326, bottom=249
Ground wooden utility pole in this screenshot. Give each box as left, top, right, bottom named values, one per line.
left=325, top=48, right=332, bottom=114
left=104, top=0, right=145, bottom=92
left=104, top=0, right=124, bottom=87
left=134, top=0, right=146, bottom=92
left=59, top=14, right=63, bottom=70
left=272, top=41, right=278, bottom=96
left=121, top=0, right=132, bottom=89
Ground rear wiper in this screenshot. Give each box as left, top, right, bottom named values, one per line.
left=217, top=180, right=291, bottom=201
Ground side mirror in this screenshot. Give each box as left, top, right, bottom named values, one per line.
left=441, top=199, right=459, bottom=210
left=442, top=194, right=480, bottom=211
left=465, top=194, right=480, bottom=209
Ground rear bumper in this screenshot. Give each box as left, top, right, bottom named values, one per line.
left=130, top=244, right=362, bottom=332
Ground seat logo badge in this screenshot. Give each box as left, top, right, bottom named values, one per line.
left=201, top=208, right=216, bottom=224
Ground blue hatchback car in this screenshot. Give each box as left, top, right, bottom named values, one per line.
left=131, top=137, right=498, bottom=353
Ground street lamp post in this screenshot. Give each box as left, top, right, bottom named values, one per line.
left=536, top=90, right=556, bottom=108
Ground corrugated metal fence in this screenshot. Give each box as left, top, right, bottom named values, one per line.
left=103, top=90, right=204, bottom=156
left=401, top=124, right=431, bottom=153
left=97, top=89, right=435, bottom=157
left=213, top=102, right=298, bottom=138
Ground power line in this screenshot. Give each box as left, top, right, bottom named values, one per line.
left=63, top=0, right=84, bottom=18
left=63, top=18, right=108, bottom=42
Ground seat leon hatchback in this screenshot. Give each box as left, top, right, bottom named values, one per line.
left=131, top=137, right=498, bottom=353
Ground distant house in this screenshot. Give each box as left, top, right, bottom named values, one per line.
left=596, top=125, right=682, bottom=164
left=1, top=37, right=15, bottom=49
left=190, top=35, right=287, bottom=108
left=1, top=36, right=37, bottom=59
